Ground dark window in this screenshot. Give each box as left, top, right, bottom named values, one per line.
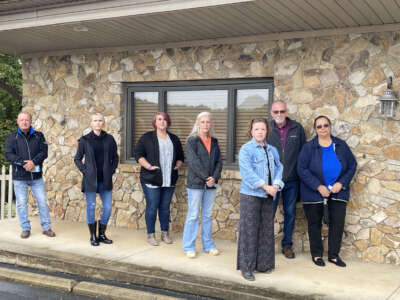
left=124, top=78, right=274, bottom=165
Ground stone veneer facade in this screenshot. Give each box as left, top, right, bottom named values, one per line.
left=22, top=31, right=400, bottom=264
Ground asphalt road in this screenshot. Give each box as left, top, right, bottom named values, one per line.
left=0, top=280, right=97, bottom=300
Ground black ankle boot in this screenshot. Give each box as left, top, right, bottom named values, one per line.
left=98, top=221, right=113, bottom=244
left=88, top=223, right=99, bottom=246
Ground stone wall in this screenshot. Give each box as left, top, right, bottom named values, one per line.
left=21, top=31, right=400, bottom=264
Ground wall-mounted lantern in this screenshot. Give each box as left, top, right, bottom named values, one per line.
left=379, top=76, right=398, bottom=117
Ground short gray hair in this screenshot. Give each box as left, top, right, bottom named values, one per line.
left=17, top=111, right=32, bottom=120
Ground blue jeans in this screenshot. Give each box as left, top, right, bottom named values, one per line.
left=85, top=182, right=112, bottom=225
left=273, top=180, right=299, bottom=248
left=14, top=178, right=51, bottom=231
left=182, top=188, right=216, bottom=252
left=142, top=184, right=175, bottom=234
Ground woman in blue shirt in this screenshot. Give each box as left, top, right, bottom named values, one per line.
left=297, top=116, right=357, bottom=268
left=237, top=118, right=284, bottom=281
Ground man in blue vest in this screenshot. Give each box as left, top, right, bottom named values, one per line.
left=267, top=100, right=305, bottom=259
left=5, top=111, right=55, bottom=239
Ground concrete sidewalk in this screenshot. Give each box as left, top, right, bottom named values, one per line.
left=0, top=217, right=399, bottom=300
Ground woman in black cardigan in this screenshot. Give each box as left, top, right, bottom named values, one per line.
left=135, top=112, right=184, bottom=246
left=74, top=113, right=119, bottom=246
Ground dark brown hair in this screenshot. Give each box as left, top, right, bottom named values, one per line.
left=247, top=118, right=269, bottom=139
left=313, top=115, right=331, bottom=129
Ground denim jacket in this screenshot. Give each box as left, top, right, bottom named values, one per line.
left=239, top=139, right=284, bottom=199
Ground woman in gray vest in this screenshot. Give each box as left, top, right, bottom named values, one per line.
left=135, top=112, right=184, bottom=246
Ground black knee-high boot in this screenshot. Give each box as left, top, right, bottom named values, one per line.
left=98, top=220, right=113, bottom=244
left=88, top=223, right=99, bottom=246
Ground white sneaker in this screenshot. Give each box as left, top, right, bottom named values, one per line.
left=186, top=251, right=196, bottom=258
left=208, top=248, right=220, bottom=256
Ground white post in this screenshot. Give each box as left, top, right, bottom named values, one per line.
left=1, top=165, right=5, bottom=220
left=8, top=165, right=13, bottom=219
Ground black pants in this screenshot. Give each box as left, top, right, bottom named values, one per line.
left=303, top=200, right=347, bottom=259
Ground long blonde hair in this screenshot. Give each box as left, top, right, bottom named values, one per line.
left=188, top=111, right=215, bottom=138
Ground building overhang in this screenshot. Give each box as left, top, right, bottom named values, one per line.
left=1, top=0, right=400, bottom=57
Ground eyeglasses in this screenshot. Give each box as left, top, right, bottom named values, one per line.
left=272, top=110, right=286, bottom=114
left=316, top=124, right=329, bottom=129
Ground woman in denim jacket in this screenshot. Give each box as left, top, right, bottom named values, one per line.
left=237, top=118, right=284, bottom=281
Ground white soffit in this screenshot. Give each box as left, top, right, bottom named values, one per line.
left=0, top=0, right=400, bottom=56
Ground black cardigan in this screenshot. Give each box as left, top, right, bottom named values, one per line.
left=135, top=130, right=184, bottom=186
left=74, top=131, right=119, bottom=192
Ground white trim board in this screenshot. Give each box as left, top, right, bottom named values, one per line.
left=0, top=0, right=252, bottom=31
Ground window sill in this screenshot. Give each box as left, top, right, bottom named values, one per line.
left=117, top=163, right=241, bottom=180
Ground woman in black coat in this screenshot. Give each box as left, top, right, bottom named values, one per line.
left=135, top=112, right=184, bottom=246
left=74, top=113, right=119, bottom=246
left=297, top=115, right=356, bottom=267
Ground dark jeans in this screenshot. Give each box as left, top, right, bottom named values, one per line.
left=303, top=200, right=347, bottom=259
left=141, top=184, right=175, bottom=234
left=273, top=180, right=299, bottom=247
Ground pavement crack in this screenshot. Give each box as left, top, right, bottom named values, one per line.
left=103, top=253, right=137, bottom=265
left=103, top=247, right=157, bottom=265
left=386, top=285, right=400, bottom=300
left=70, top=279, right=79, bottom=291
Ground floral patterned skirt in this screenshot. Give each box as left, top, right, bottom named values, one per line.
left=237, top=193, right=275, bottom=272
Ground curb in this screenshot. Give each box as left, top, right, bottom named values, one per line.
left=0, top=241, right=313, bottom=300
left=0, top=266, right=76, bottom=292
left=74, top=281, right=180, bottom=300
left=0, top=266, right=181, bottom=299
